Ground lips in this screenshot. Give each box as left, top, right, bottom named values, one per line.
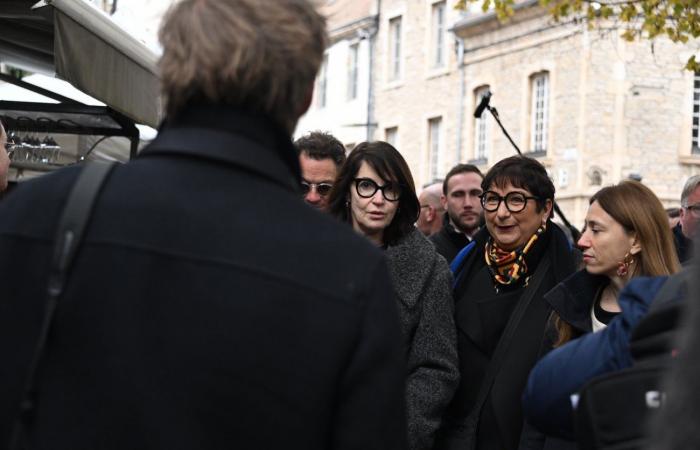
left=368, top=212, right=386, bottom=219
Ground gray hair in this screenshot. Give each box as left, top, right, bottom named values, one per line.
left=158, top=0, right=327, bottom=134
left=681, top=175, right=700, bottom=206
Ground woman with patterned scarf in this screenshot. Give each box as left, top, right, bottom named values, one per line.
left=436, top=156, right=579, bottom=450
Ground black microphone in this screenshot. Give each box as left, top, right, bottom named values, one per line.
left=473, top=90, right=492, bottom=118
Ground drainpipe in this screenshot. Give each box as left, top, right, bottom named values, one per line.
left=365, top=11, right=379, bottom=142
left=455, top=36, right=466, bottom=162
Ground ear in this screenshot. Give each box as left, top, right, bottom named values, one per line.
left=541, top=199, right=553, bottom=225
left=427, top=206, right=436, bottom=222
left=629, top=235, right=642, bottom=256
left=440, top=195, right=447, bottom=210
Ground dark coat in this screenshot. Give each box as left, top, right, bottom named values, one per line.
left=522, top=276, right=677, bottom=439
left=438, top=223, right=579, bottom=450
left=518, top=270, right=608, bottom=450
left=386, top=228, right=459, bottom=450
left=429, top=213, right=470, bottom=264
left=0, top=105, right=408, bottom=450
left=672, top=223, right=693, bottom=264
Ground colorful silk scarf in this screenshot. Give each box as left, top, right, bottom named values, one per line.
left=484, top=224, right=546, bottom=287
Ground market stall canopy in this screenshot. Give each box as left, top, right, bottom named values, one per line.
left=0, top=0, right=161, bottom=127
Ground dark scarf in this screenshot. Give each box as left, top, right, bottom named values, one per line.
left=484, top=224, right=547, bottom=286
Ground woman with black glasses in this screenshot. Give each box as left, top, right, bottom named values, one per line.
left=437, top=156, right=579, bottom=450
left=328, top=141, right=459, bottom=450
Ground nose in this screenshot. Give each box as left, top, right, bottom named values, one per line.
left=305, top=188, right=321, bottom=205
left=577, top=230, right=591, bottom=249
left=369, top=187, right=385, bottom=203
left=495, top=199, right=510, bottom=219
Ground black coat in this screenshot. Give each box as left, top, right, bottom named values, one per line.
left=672, top=223, right=693, bottom=264
left=0, top=105, right=408, bottom=450
left=518, top=270, right=608, bottom=450
left=438, top=223, right=578, bottom=450
left=429, top=213, right=470, bottom=264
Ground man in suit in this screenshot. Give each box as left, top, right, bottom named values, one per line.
left=430, top=164, right=483, bottom=263
left=294, top=131, right=346, bottom=211
left=0, top=1, right=407, bottom=449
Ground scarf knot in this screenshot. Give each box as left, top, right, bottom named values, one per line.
left=485, top=225, right=546, bottom=286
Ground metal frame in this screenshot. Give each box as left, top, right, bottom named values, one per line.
left=0, top=73, right=140, bottom=164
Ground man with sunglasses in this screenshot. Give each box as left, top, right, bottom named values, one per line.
left=294, top=131, right=346, bottom=211
left=0, top=120, right=10, bottom=192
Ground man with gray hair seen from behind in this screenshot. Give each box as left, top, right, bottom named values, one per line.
left=674, top=174, right=700, bottom=263
left=417, top=182, right=444, bottom=236
left=294, top=131, right=346, bottom=211
left=0, top=1, right=408, bottom=450
left=430, top=164, right=484, bottom=263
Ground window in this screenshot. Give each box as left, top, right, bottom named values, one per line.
left=347, top=43, right=359, bottom=101
left=529, top=72, right=550, bottom=153
left=316, top=54, right=329, bottom=108
left=693, top=71, right=700, bottom=154
left=385, top=127, right=398, bottom=147
left=388, top=16, right=402, bottom=81
left=428, top=117, right=443, bottom=180
left=473, top=86, right=490, bottom=161
left=432, top=2, right=447, bottom=68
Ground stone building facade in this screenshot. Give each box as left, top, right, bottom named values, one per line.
left=301, top=0, right=700, bottom=227
left=373, top=0, right=466, bottom=188
left=294, top=0, right=378, bottom=147
left=450, top=1, right=700, bottom=225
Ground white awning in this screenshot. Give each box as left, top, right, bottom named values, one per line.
left=0, top=0, right=162, bottom=127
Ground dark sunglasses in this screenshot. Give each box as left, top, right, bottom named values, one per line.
left=301, top=180, right=333, bottom=197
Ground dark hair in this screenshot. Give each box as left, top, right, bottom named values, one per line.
left=327, top=141, right=420, bottom=246
left=666, top=207, right=681, bottom=219
left=442, top=164, right=483, bottom=195
left=294, top=131, right=346, bottom=168
left=481, top=156, right=554, bottom=212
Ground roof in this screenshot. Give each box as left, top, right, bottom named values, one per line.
left=0, top=0, right=161, bottom=127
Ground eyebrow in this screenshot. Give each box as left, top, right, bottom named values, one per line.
left=585, top=220, right=605, bottom=228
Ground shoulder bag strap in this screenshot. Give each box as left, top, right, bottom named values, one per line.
left=9, top=161, right=117, bottom=450
left=461, top=257, right=552, bottom=449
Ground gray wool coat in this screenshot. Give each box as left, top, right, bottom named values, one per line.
left=386, top=227, right=460, bottom=450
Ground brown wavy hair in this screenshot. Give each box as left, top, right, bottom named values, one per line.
left=158, top=0, right=327, bottom=133
left=553, top=180, right=681, bottom=347
left=327, top=141, right=420, bottom=246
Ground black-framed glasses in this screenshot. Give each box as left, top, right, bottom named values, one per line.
left=301, top=181, right=333, bottom=197
left=354, top=178, right=401, bottom=202
left=480, top=191, right=539, bottom=213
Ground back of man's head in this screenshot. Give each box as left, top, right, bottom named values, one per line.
left=294, top=131, right=346, bottom=169
left=158, top=0, right=327, bottom=134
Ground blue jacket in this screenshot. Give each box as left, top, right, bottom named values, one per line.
left=521, top=276, right=670, bottom=439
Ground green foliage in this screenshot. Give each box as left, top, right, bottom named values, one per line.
left=454, top=0, right=700, bottom=70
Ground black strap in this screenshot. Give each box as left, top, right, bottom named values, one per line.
left=460, top=257, right=552, bottom=449
left=9, top=161, right=116, bottom=450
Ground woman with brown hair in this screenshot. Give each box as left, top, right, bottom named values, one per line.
left=328, top=141, right=459, bottom=450
left=519, top=180, right=681, bottom=450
